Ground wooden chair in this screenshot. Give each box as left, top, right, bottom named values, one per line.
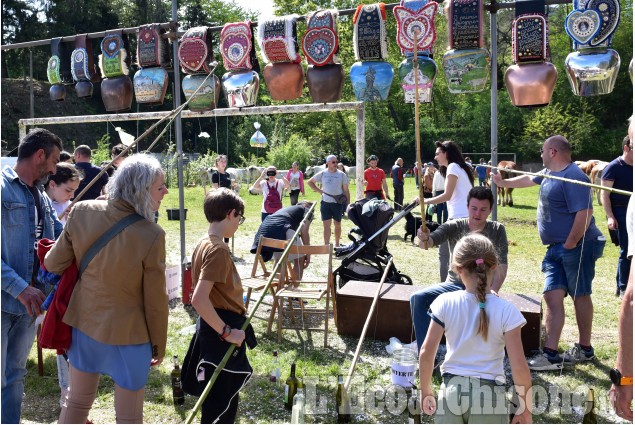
left=241, top=236, right=294, bottom=333
left=274, top=244, right=334, bottom=347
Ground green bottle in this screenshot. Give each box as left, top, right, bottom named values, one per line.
left=284, top=363, right=300, bottom=410
left=170, top=355, right=185, bottom=405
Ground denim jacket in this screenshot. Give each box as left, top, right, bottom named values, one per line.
left=2, top=166, right=63, bottom=315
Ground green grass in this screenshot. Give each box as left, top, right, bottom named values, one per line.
left=22, top=178, right=628, bottom=424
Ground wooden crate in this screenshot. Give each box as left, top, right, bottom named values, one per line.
left=499, top=293, right=542, bottom=356
left=336, top=281, right=418, bottom=343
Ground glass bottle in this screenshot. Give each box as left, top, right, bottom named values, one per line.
left=269, top=350, right=281, bottom=384
left=290, top=384, right=305, bottom=424
left=285, top=362, right=300, bottom=410
left=171, top=355, right=185, bottom=405
left=582, top=387, right=598, bottom=424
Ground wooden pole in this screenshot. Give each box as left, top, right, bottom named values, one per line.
left=344, top=257, right=394, bottom=392
left=412, top=30, right=429, bottom=248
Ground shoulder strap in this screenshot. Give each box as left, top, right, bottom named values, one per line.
left=79, top=214, right=144, bottom=277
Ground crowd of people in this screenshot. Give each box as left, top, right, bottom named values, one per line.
left=1, top=123, right=632, bottom=424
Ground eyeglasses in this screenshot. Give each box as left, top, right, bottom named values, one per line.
left=330, top=161, right=338, bottom=164
left=237, top=213, right=245, bottom=225
left=540, top=147, right=557, bottom=154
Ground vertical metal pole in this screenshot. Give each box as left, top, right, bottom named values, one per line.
left=172, top=0, right=187, bottom=285
left=355, top=104, right=365, bottom=201
left=29, top=50, right=34, bottom=119
left=490, top=1, right=499, bottom=220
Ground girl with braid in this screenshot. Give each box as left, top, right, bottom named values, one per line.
left=419, top=234, right=533, bottom=424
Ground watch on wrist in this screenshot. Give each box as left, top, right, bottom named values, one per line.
left=219, top=324, right=232, bottom=341
left=610, top=368, right=633, bottom=386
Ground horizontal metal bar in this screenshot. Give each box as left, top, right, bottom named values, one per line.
left=18, top=102, right=364, bottom=126
left=1, top=22, right=176, bottom=51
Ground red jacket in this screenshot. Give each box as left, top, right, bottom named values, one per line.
left=37, top=238, right=77, bottom=354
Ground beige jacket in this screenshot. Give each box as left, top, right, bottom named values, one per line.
left=44, top=199, right=168, bottom=359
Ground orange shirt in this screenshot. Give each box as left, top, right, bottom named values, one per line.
left=364, top=167, right=385, bottom=192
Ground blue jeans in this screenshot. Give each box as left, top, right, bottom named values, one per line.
left=410, top=282, right=465, bottom=352
left=613, top=207, right=630, bottom=292
left=542, top=237, right=606, bottom=297
left=434, top=190, right=448, bottom=224
left=1, top=311, right=38, bottom=424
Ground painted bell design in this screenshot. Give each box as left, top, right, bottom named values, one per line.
left=442, top=49, right=490, bottom=93
left=504, top=13, right=557, bottom=107
left=221, top=70, right=260, bottom=108
left=182, top=74, right=220, bottom=112
left=350, top=62, right=394, bottom=102
left=397, top=57, right=436, bottom=103
left=563, top=0, right=621, bottom=96
left=134, top=67, right=169, bottom=105
left=47, top=38, right=73, bottom=101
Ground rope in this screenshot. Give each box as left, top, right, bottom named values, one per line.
left=185, top=202, right=318, bottom=423
left=486, top=164, right=632, bottom=196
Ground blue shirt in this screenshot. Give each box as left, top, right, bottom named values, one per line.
left=1, top=166, right=63, bottom=315
left=601, top=157, right=632, bottom=208
left=475, top=165, right=487, bottom=180
left=532, top=163, right=602, bottom=245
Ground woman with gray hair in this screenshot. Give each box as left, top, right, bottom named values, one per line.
left=44, top=154, right=169, bottom=424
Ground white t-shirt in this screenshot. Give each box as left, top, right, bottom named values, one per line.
left=429, top=291, right=526, bottom=382
left=432, top=171, right=445, bottom=193
left=260, top=179, right=284, bottom=213
left=446, top=163, right=472, bottom=219
left=288, top=170, right=302, bottom=191
left=627, top=195, right=634, bottom=259
left=312, top=169, right=349, bottom=203
left=52, top=199, right=71, bottom=226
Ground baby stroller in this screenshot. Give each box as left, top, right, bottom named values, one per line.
left=334, top=198, right=415, bottom=288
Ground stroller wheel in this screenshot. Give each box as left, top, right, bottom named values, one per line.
left=396, top=273, right=413, bottom=285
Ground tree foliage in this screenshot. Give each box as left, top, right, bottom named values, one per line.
left=1, top=0, right=632, bottom=166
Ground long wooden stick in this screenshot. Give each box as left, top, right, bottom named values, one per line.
left=185, top=202, right=318, bottom=423
left=487, top=164, right=632, bottom=196
left=344, top=257, right=394, bottom=392
left=412, top=30, right=429, bottom=249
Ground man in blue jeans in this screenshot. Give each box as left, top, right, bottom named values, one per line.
left=410, top=187, right=508, bottom=352
left=601, top=134, right=633, bottom=299
left=2, top=128, right=63, bottom=423
left=494, top=135, right=606, bottom=371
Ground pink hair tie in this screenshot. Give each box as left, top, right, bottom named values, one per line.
left=475, top=258, right=484, bottom=265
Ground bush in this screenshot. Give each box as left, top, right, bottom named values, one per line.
left=266, top=134, right=313, bottom=171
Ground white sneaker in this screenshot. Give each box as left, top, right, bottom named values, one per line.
left=527, top=351, right=563, bottom=371
left=562, top=343, right=595, bottom=363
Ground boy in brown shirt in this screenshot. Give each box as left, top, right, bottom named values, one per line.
left=186, top=188, right=256, bottom=423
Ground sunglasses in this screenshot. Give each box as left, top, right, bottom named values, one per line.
left=236, top=213, right=245, bottom=225
left=540, top=147, right=557, bottom=154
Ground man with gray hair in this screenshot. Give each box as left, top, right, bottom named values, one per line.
left=308, top=155, right=350, bottom=246
left=494, top=135, right=605, bottom=371
left=1, top=128, right=64, bottom=423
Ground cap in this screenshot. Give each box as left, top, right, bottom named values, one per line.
left=326, top=154, right=337, bottom=163
left=427, top=162, right=434, bottom=167
left=367, top=154, right=379, bottom=162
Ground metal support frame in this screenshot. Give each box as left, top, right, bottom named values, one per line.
left=18, top=101, right=366, bottom=286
